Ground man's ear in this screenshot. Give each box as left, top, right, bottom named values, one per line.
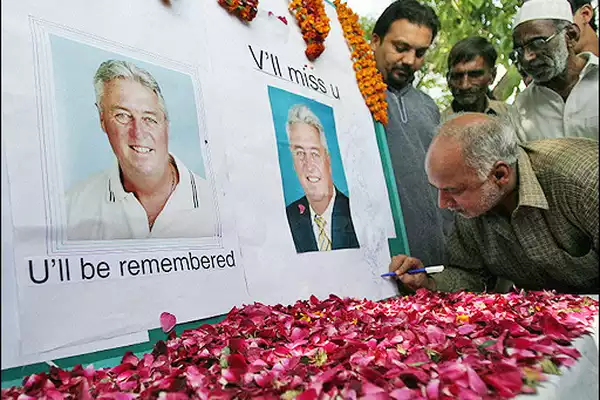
left=565, top=23, right=581, bottom=49
left=371, top=33, right=381, bottom=52
left=578, top=4, right=594, bottom=25
left=492, top=161, right=511, bottom=186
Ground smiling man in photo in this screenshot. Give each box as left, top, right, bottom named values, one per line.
left=284, top=104, right=359, bottom=253
left=65, top=59, right=217, bottom=240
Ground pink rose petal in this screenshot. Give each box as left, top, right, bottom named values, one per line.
left=426, top=325, right=445, bottom=344
left=466, top=367, right=487, bottom=395
left=483, top=365, right=522, bottom=397
left=390, top=388, right=417, bottom=400
left=296, top=389, right=318, bottom=400
left=425, top=379, right=439, bottom=399
left=160, top=312, right=176, bottom=333
left=5, top=291, right=597, bottom=399
left=457, top=324, right=476, bottom=335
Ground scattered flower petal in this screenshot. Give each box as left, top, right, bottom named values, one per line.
left=2, top=291, right=596, bottom=399
left=160, top=312, right=176, bottom=333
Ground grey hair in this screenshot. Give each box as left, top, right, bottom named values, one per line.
left=438, top=113, right=519, bottom=180
left=285, top=104, right=329, bottom=153
left=93, top=59, right=168, bottom=120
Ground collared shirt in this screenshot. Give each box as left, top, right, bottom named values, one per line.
left=66, top=154, right=217, bottom=240
left=434, top=138, right=599, bottom=294
left=440, top=97, right=510, bottom=123
left=509, top=53, right=599, bottom=142
left=309, top=189, right=336, bottom=244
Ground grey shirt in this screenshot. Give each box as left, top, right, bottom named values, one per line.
left=384, top=85, right=451, bottom=266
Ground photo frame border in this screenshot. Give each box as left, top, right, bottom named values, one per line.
left=29, top=16, right=224, bottom=255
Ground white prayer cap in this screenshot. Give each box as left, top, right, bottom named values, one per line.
left=513, top=0, right=573, bottom=28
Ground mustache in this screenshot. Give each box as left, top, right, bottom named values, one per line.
left=526, top=61, right=548, bottom=69
left=390, top=64, right=413, bottom=75
left=523, top=58, right=552, bottom=70
left=454, top=88, right=481, bottom=96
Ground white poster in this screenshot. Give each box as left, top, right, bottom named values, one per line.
left=2, top=0, right=397, bottom=368
left=202, top=0, right=397, bottom=306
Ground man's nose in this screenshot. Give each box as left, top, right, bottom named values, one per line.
left=438, top=191, right=454, bottom=209
left=401, top=49, right=416, bottom=67
left=522, top=47, right=537, bottom=63
left=456, top=74, right=471, bottom=89
left=129, top=118, right=145, bottom=139
left=305, top=158, right=319, bottom=171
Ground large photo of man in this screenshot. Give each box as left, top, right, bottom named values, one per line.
left=65, top=59, right=217, bottom=240
left=47, top=33, right=219, bottom=242
left=268, top=87, right=359, bottom=253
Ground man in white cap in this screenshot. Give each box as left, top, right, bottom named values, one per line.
left=509, top=0, right=598, bottom=142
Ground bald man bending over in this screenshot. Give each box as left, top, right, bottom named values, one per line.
left=389, top=113, right=599, bottom=294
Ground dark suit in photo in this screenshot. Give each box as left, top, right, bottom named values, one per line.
left=285, top=188, right=359, bottom=253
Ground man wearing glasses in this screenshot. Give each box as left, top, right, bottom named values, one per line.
left=509, top=0, right=598, bottom=142
left=441, top=36, right=510, bottom=123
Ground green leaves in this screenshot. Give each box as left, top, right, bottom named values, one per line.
left=312, top=348, right=328, bottom=367
left=540, top=358, right=562, bottom=375
left=407, top=361, right=428, bottom=367
left=219, top=346, right=231, bottom=368
left=359, top=16, right=375, bottom=42
left=477, top=339, right=497, bottom=353
left=300, top=356, right=311, bottom=365
left=522, top=366, right=544, bottom=390
left=281, top=390, right=302, bottom=400
left=396, top=344, right=408, bottom=356
left=299, top=349, right=328, bottom=367
left=492, top=64, right=523, bottom=101
left=425, top=348, right=441, bottom=362
left=471, top=0, right=485, bottom=10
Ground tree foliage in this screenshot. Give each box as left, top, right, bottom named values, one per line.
left=358, top=0, right=524, bottom=108
left=359, top=15, right=376, bottom=42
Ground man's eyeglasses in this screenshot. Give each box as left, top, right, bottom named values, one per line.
left=447, top=69, right=487, bottom=82
left=509, top=27, right=567, bottom=62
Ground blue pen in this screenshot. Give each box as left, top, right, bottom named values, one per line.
left=381, top=265, right=444, bottom=278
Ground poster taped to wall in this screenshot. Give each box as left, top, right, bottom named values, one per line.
left=2, top=0, right=399, bottom=368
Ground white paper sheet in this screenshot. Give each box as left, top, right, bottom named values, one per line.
left=2, top=0, right=398, bottom=367
left=2, top=0, right=251, bottom=357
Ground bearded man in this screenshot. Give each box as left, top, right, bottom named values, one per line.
left=388, top=113, right=599, bottom=295
left=509, top=0, right=598, bottom=142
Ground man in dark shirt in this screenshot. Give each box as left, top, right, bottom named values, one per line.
left=371, top=0, right=451, bottom=273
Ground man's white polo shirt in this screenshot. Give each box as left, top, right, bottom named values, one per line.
left=65, top=154, right=218, bottom=240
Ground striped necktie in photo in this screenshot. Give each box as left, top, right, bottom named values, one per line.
left=314, top=214, right=331, bottom=251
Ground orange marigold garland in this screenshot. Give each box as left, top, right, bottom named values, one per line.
left=218, top=0, right=259, bottom=22
left=333, top=0, right=388, bottom=125
left=288, top=0, right=331, bottom=61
